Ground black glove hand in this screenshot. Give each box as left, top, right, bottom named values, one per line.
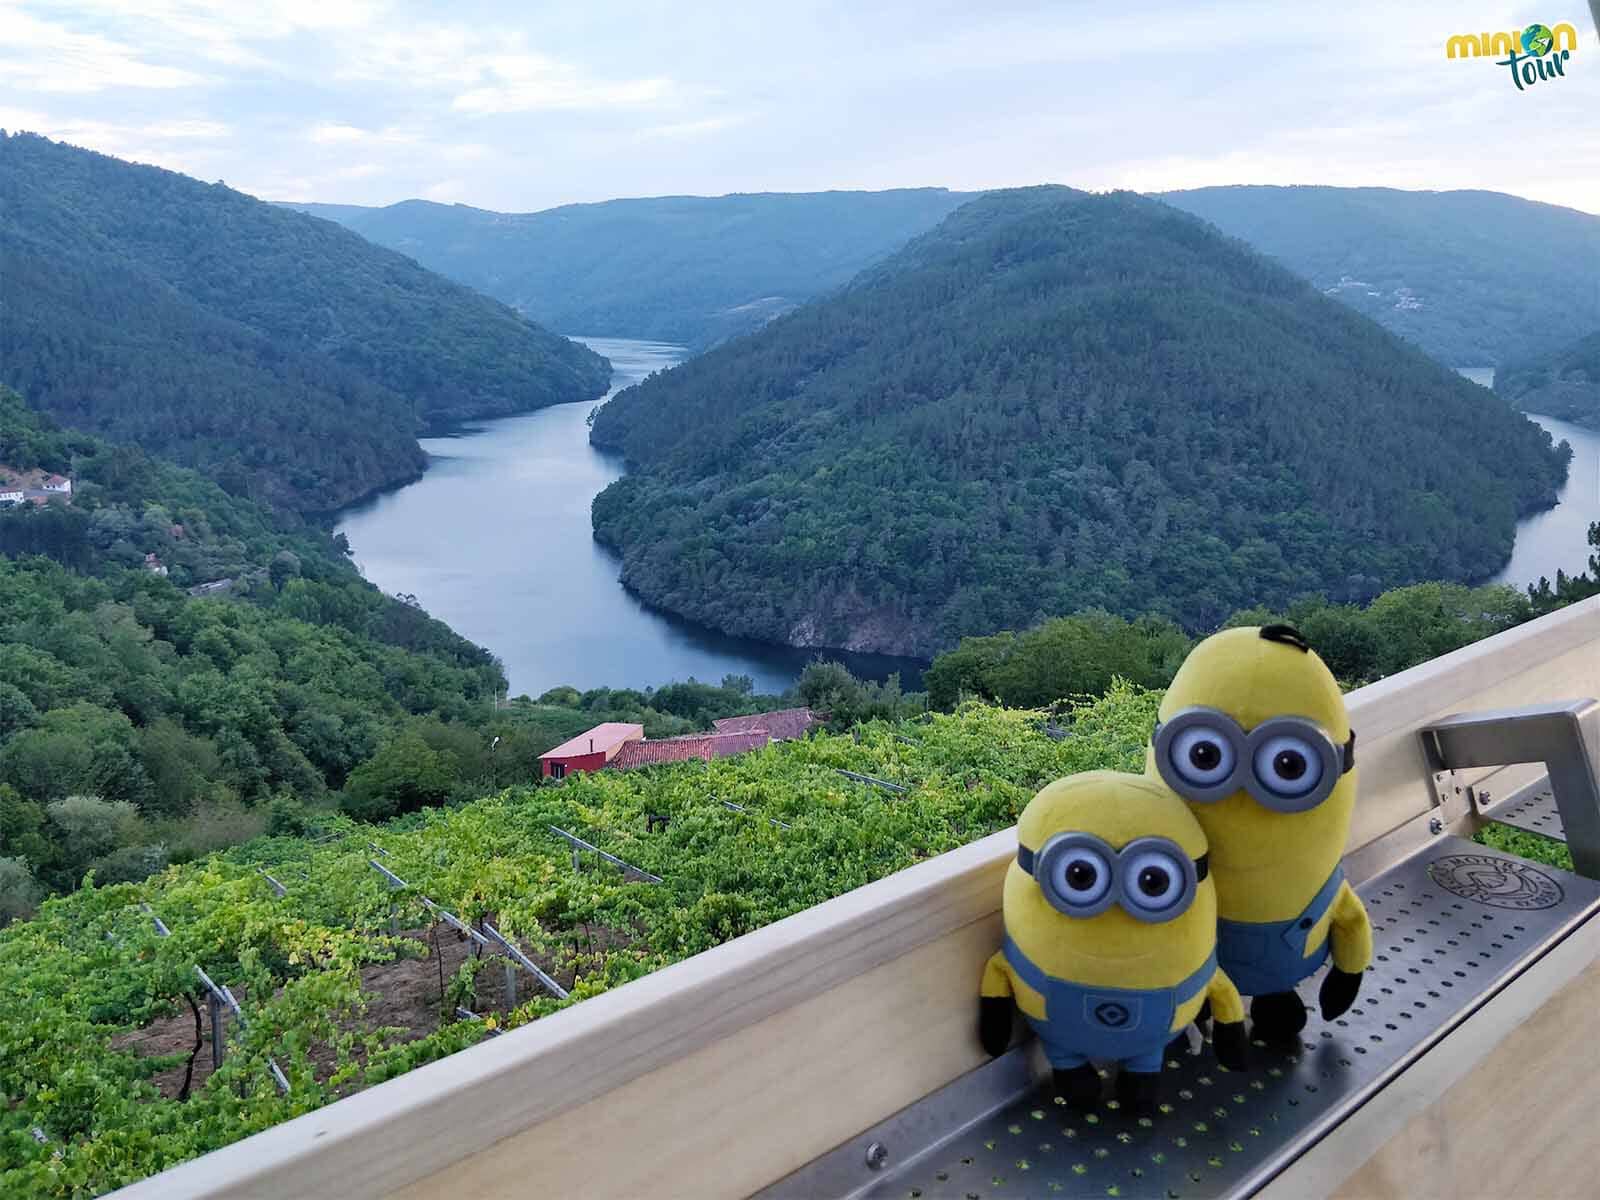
left=1320, top=967, right=1363, bottom=1020
left=1213, top=1019, right=1249, bottom=1072
left=979, top=996, right=1014, bottom=1057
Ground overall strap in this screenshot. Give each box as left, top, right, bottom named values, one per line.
left=1173, top=949, right=1218, bottom=1005
left=1001, top=933, right=1054, bottom=996
left=1302, top=864, right=1347, bottom=927
left=1003, top=934, right=1216, bottom=1004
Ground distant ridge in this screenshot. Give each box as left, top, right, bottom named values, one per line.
left=280, top=189, right=975, bottom=348
left=0, top=133, right=610, bottom=512
left=1161, top=185, right=1600, bottom=366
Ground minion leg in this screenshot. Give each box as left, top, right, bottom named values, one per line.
left=1052, top=1064, right=1103, bottom=1109
left=1250, top=990, right=1307, bottom=1048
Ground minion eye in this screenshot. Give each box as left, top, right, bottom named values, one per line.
left=1122, top=849, right=1187, bottom=914
left=1049, top=847, right=1111, bottom=908
left=1170, top=725, right=1235, bottom=787
left=1254, top=734, right=1324, bottom=798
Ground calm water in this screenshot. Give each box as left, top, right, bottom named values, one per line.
left=1456, top=367, right=1600, bottom=589
left=336, top=338, right=925, bottom=698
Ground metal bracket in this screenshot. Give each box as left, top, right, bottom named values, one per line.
left=1420, top=698, right=1600, bottom=878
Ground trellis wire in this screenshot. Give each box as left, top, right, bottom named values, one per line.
left=139, top=904, right=289, bottom=1094
left=193, top=964, right=292, bottom=1094
left=548, top=826, right=664, bottom=883
left=835, top=768, right=910, bottom=794
left=454, top=1006, right=504, bottom=1037
left=367, top=860, right=491, bottom=948
left=720, top=799, right=792, bottom=830
left=482, top=921, right=570, bottom=1000
left=258, top=868, right=287, bottom=898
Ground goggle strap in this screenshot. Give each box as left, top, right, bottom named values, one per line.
left=1016, top=842, right=1206, bottom=881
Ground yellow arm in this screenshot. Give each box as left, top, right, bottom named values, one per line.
left=1329, top=881, right=1373, bottom=974
left=1205, top=965, right=1246, bottom=1026
left=981, top=951, right=1013, bottom=999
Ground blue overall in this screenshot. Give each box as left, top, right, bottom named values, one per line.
left=1216, top=866, right=1345, bottom=998
left=1001, top=935, right=1215, bottom=1073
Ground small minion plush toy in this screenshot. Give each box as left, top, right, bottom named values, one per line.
left=1148, top=625, right=1373, bottom=1046
left=978, top=771, right=1247, bottom=1113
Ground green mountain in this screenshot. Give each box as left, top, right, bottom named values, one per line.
left=588, top=187, right=1569, bottom=658
left=0, top=133, right=610, bottom=512
left=1160, top=185, right=1600, bottom=367
left=1497, top=329, right=1600, bottom=428
left=283, top=189, right=974, bottom=348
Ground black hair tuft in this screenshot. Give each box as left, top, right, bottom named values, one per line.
left=1260, top=624, right=1311, bottom=652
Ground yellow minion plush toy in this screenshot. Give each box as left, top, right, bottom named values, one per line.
left=978, top=771, right=1247, bottom=1113
left=1149, top=625, right=1373, bottom=1046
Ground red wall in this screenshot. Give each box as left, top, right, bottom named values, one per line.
left=541, top=751, right=608, bottom=778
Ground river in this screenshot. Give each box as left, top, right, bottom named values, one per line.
left=336, top=353, right=1599, bottom=698
left=336, top=338, right=925, bottom=698
left=1456, top=368, right=1600, bottom=590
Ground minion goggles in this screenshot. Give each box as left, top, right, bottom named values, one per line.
left=1153, top=705, right=1356, bottom=813
left=1018, top=832, right=1207, bottom=923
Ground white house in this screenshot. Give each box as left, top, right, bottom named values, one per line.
left=0, top=489, right=22, bottom=506
left=41, top=475, right=71, bottom=494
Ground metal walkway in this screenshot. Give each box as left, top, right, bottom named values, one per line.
left=760, top=835, right=1600, bottom=1200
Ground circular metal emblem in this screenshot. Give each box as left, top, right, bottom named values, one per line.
left=1427, top=854, right=1563, bottom=910
left=1093, top=1001, right=1131, bottom=1028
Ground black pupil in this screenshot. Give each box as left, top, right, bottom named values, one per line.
left=1137, top=866, right=1170, bottom=897
left=1065, top=860, right=1099, bottom=892
left=1189, top=740, right=1222, bottom=771
left=1274, top=749, right=1307, bottom=780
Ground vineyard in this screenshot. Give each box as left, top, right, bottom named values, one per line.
left=0, top=690, right=1160, bottom=1198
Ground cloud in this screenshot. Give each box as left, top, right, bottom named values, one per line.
left=452, top=54, right=674, bottom=115
left=0, top=4, right=207, bottom=92
left=308, top=122, right=370, bottom=144
left=638, top=114, right=750, bottom=140
left=423, top=178, right=467, bottom=201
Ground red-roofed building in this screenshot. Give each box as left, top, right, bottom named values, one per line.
left=539, top=723, right=643, bottom=780
left=611, top=730, right=770, bottom=771
left=712, top=708, right=819, bottom=741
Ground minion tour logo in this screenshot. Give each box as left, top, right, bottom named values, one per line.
left=1446, top=22, right=1579, bottom=90
left=1427, top=854, right=1564, bottom=910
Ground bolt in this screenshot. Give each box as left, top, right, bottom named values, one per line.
left=1478, top=791, right=1491, bottom=805
left=1429, top=817, right=1444, bottom=835
left=865, top=1142, right=889, bottom=1171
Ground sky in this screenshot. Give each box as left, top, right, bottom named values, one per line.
left=2, top=1, right=1598, bottom=215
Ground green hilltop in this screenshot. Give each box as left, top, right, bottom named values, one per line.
left=589, top=187, right=1570, bottom=658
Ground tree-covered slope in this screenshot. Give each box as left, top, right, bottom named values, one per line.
left=1160, top=185, right=1600, bottom=367
left=0, top=133, right=609, bottom=511
left=285, top=189, right=974, bottom=348
left=589, top=187, right=1569, bottom=657
left=1497, top=328, right=1600, bottom=429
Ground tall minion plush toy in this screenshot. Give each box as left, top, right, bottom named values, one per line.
left=978, top=771, right=1247, bottom=1113
left=1148, top=625, right=1373, bottom=1046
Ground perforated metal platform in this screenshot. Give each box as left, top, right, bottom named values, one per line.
left=761, top=836, right=1600, bottom=1200
left=1486, top=776, right=1565, bottom=842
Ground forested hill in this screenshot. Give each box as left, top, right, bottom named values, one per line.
left=284, top=189, right=974, bottom=348
left=589, top=187, right=1570, bottom=658
left=1497, top=329, right=1600, bottom=429
left=1160, top=185, right=1600, bottom=367
left=0, top=133, right=610, bottom=511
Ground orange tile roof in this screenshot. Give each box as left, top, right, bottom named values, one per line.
left=539, top=723, right=644, bottom=761
left=611, top=730, right=770, bottom=770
